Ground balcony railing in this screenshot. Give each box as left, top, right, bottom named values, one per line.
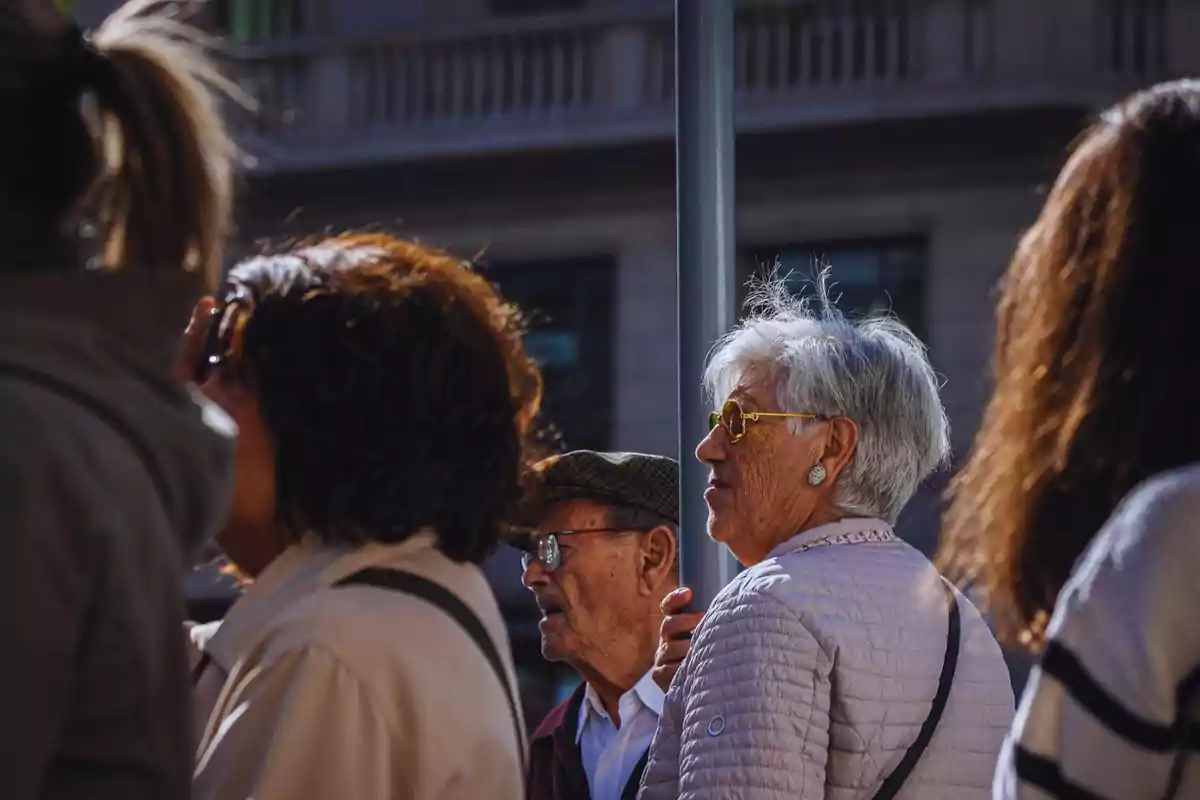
left=228, top=0, right=1197, bottom=173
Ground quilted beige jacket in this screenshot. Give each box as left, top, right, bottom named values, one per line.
left=639, top=518, right=1015, bottom=800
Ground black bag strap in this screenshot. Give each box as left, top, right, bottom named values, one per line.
left=333, top=567, right=528, bottom=780
left=191, top=651, right=213, bottom=686
left=1163, top=666, right=1200, bottom=799
left=871, top=578, right=961, bottom=800
left=621, top=746, right=651, bottom=800
left=0, top=361, right=173, bottom=510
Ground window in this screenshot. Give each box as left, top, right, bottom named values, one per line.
left=211, top=0, right=306, bottom=41
left=741, top=236, right=927, bottom=341
left=482, top=256, right=615, bottom=452
left=488, top=0, right=585, bottom=15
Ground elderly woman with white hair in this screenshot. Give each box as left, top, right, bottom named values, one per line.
left=639, top=280, right=1014, bottom=800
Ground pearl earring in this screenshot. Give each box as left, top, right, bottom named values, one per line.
left=807, top=464, right=827, bottom=486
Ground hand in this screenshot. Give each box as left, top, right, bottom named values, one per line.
left=652, top=586, right=705, bottom=692
left=173, top=297, right=216, bottom=384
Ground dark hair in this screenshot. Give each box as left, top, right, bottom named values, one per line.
left=939, top=79, right=1200, bottom=649
left=0, top=0, right=233, bottom=284
left=216, top=233, right=545, bottom=564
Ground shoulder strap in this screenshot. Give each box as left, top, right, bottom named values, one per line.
left=333, top=567, right=528, bottom=780
left=1163, top=666, right=1200, bottom=799
left=0, top=361, right=173, bottom=508
left=871, top=578, right=961, bottom=800
left=191, top=651, right=213, bottom=686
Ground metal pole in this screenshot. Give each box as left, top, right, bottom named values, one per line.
left=676, top=0, right=739, bottom=607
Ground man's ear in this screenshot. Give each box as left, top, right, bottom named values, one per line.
left=639, top=524, right=678, bottom=594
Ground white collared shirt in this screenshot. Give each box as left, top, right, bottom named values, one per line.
left=576, top=669, right=664, bottom=800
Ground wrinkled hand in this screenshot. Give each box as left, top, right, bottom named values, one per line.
left=173, top=297, right=216, bottom=385
left=652, top=586, right=705, bottom=692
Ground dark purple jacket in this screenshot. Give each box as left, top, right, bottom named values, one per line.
left=526, top=682, right=649, bottom=800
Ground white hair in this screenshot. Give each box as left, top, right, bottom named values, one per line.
left=703, top=271, right=950, bottom=523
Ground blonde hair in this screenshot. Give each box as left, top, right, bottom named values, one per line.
left=1, top=0, right=239, bottom=288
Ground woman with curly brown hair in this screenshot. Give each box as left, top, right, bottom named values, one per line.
left=187, top=234, right=542, bottom=800
left=940, top=79, right=1200, bottom=799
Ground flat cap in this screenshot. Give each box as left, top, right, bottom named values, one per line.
left=519, top=450, right=679, bottom=525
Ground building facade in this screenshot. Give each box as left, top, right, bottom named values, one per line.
left=78, top=0, right=1199, bottom=717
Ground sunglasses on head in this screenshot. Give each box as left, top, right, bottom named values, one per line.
left=193, top=293, right=255, bottom=384
left=519, top=527, right=639, bottom=573
left=708, top=398, right=821, bottom=443
left=193, top=304, right=227, bottom=384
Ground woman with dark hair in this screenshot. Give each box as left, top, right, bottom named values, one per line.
left=0, top=1, right=236, bottom=798
left=940, top=79, right=1200, bottom=798
left=188, top=234, right=542, bottom=800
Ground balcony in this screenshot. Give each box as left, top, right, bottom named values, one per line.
left=228, top=0, right=1198, bottom=174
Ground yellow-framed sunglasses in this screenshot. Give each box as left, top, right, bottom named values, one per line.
left=708, top=398, right=820, bottom=443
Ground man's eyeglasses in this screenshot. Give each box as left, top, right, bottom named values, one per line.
left=708, top=397, right=820, bottom=444
left=519, top=528, right=633, bottom=573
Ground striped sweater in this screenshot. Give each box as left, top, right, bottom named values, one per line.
left=994, top=464, right=1200, bottom=800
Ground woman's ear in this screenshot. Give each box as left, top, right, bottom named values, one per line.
left=819, top=416, right=859, bottom=484
left=639, top=524, right=679, bottom=594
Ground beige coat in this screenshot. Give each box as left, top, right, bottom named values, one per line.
left=190, top=532, right=525, bottom=800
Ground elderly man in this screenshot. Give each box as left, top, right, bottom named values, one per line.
left=519, top=451, right=688, bottom=800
